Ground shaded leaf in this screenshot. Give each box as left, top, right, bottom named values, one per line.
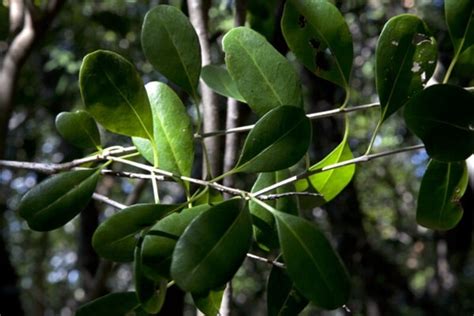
left=223, top=27, right=302, bottom=116
left=445, top=0, right=474, bottom=55
left=404, top=84, right=474, bottom=162
left=201, top=65, right=245, bottom=102
left=18, top=169, right=99, bottom=231
left=55, top=110, right=101, bottom=149
left=275, top=211, right=351, bottom=309
left=376, top=14, right=437, bottom=121
left=192, top=288, right=225, bottom=316
left=282, top=0, right=353, bottom=91
left=133, top=82, right=194, bottom=177
left=249, top=170, right=298, bottom=251
left=267, top=264, right=308, bottom=316
left=141, top=204, right=211, bottom=280
left=80, top=50, right=154, bottom=139
left=171, top=199, right=252, bottom=293
left=76, top=292, right=139, bottom=316
left=141, top=5, right=201, bottom=97
left=92, top=204, right=182, bottom=262
left=235, top=106, right=311, bottom=173
left=417, top=160, right=468, bottom=230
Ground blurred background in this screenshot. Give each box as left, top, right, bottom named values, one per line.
left=0, top=0, right=473, bottom=315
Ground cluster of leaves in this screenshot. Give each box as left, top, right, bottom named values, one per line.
left=16, top=0, right=473, bottom=314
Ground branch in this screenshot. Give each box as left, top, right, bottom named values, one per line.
left=246, top=253, right=285, bottom=269
left=92, top=193, right=126, bottom=210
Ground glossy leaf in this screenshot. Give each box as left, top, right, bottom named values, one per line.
left=76, top=292, right=139, bottom=316
left=141, top=204, right=211, bottom=280
left=282, top=0, right=353, bottom=91
left=234, top=106, right=311, bottom=173
left=80, top=50, right=154, bottom=139
left=249, top=170, right=298, bottom=250
left=134, top=239, right=167, bottom=314
left=192, top=288, right=225, bottom=316
left=141, top=5, right=201, bottom=97
left=223, top=27, right=302, bottom=116
left=417, top=160, right=468, bottom=230
left=171, top=199, right=253, bottom=293
left=445, top=0, right=474, bottom=55
left=55, top=110, right=101, bottom=149
left=201, top=65, right=245, bottom=102
left=18, top=169, right=99, bottom=231
left=267, top=265, right=308, bottom=316
left=92, top=204, right=182, bottom=262
left=133, top=82, right=194, bottom=177
left=376, top=14, right=437, bottom=121
left=404, top=84, right=474, bottom=162
left=275, top=211, right=351, bottom=309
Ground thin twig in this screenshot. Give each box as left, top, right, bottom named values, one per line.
left=246, top=253, right=285, bottom=268
left=259, top=191, right=322, bottom=200
left=92, top=193, right=126, bottom=210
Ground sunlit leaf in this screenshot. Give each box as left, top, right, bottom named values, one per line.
left=235, top=106, right=311, bottom=173
left=223, top=27, right=302, bottom=116
left=282, top=0, right=353, bottom=91
left=171, top=199, right=252, bottom=293
left=376, top=14, right=437, bottom=121
left=404, top=84, right=474, bottom=162
left=133, top=82, right=194, bottom=177
left=275, top=211, right=351, bottom=309
left=80, top=50, right=154, bottom=139
left=55, top=110, right=101, bottom=149
left=445, top=0, right=474, bottom=56
left=18, top=169, right=100, bottom=231
left=141, top=5, right=201, bottom=97
left=76, top=292, right=139, bottom=316
left=417, top=160, right=468, bottom=230
left=201, top=65, right=245, bottom=102
left=92, top=204, right=182, bottom=262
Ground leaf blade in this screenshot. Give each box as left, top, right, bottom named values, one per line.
left=55, top=111, right=101, bottom=149
left=201, top=65, right=245, bottom=102
left=76, top=292, right=139, bottom=316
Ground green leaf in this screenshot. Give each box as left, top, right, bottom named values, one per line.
left=201, top=65, right=245, bottom=102
left=133, top=82, right=194, bottom=177
left=223, top=27, right=303, bottom=116
left=80, top=50, right=154, bottom=139
left=281, top=0, right=353, bottom=91
left=134, top=239, right=167, bottom=314
left=18, top=169, right=99, bottom=231
left=192, top=288, right=225, bottom=316
left=300, top=128, right=355, bottom=205
left=376, top=14, right=437, bottom=121
left=275, top=211, right=351, bottom=309
left=141, top=204, right=211, bottom=280
left=171, top=199, right=253, bottom=293
left=445, top=0, right=474, bottom=55
left=267, top=265, right=308, bottom=316
left=55, top=110, right=101, bottom=149
left=235, top=106, right=311, bottom=173
left=404, top=84, right=474, bottom=162
left=92, top=203, right=182, bottom=262
left=76, top=292, right=139, bottom=316
left=141, top=5, right=201, bottom=97
left=249, top=170, right=298, bottom=251
left=417, top=160, right=468, bottom=230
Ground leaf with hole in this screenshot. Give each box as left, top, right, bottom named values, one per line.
left=282, top=0, right=353, bottom=92
left=192, top=287, right=225, bottom=316
left=80, top=50, right=154, bottom=139
left=445, top=0, right=473, bottom=56
left=201, top=65, right=245, bottom=102
left=249, top=170, right=298, bottom=251
left=234, top=106, right=311, bottom=173
left=133, top=82, right=194, bottom=177
left=92, top=203, right=182, bottom=262
left=171, top=199, right=252, bottom=293
left=76, top=292, right=139, bottom=316
left=223, top=27, right=302, bottom=116
left=141, top=204, right=211, bottom=280
left=274, top=211, right=351, bottom=309
left=376, top=14, right=437, bottom=121
left=141, top=5, right=201, bottom=97
left=404, top=84, right=474, bottom=162
left=55, top=110, right=101, bottom=149
left=18, top=169, right=100, bottom=232
left=267, top=264, right=308, bottom=316
left=417, top=160, right=468, bottom=230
